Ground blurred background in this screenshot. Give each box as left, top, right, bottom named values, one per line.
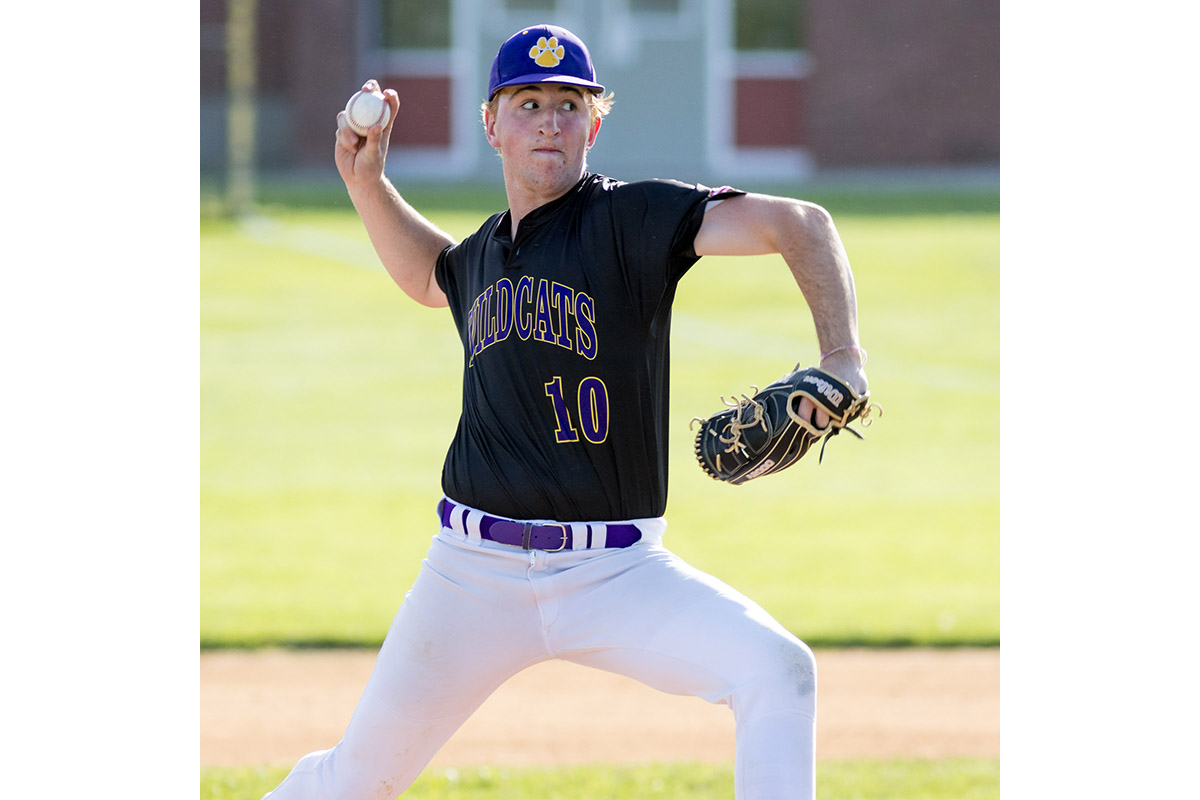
left=200, top=0, right=999, bottom=203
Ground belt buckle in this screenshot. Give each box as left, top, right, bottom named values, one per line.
left=543, top=523, right=568, bottom=552
left=523, top=522, right=568, bottom=552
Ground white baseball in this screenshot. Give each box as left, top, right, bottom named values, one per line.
left=344, top=88, right=392, bottom=136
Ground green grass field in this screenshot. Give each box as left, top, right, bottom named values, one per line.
left=200, top=182, right=999, bottom=798
left=200, top=759, right=1000, bottom=800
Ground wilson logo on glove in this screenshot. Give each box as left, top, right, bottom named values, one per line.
left=800, top=374, right=844, bottom=406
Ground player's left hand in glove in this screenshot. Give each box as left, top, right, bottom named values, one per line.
left=691, top=364, right=881, bottom=485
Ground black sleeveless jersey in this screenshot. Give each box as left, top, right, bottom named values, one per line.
left=434, top=173, right=743, bottom=522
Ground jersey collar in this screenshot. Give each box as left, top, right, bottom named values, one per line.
left=496, top=173, right=597, bottom=247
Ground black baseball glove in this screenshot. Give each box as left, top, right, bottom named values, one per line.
left=691, top=364, right=880, bottom=484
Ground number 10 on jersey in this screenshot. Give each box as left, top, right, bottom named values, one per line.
left=544, top=376, right=610, bottom=444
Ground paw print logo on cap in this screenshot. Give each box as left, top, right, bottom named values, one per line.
left=529, top=36, right=566, bottom=68
left=488, top=25, right=603, bottom=99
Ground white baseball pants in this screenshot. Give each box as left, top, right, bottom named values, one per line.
left=262, top=501, right=816, bottom=800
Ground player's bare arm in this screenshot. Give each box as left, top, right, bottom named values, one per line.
left=335, top=80, right=453, bottom=308
left=694, top=193, right=866, bottom=384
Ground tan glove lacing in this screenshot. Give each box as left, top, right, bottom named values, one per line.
left=690, top=388, right=769, bottom=469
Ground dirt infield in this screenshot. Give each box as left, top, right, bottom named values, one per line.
left=201, top=648, right=998, bottom=768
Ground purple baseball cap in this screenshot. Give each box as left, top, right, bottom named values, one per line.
left=488, top=24, right=605, bottom=100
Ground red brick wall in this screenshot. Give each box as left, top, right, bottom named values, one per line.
left=807, top=0, right=999, bottom=166
left=201, top=0, right=355, bottom=167
left=199, top=0, right=296, bottom=96
left=734, top=77, right=808, bottom=148
left=376, top=76, right=453, bottom=147
left=288, top=0, right=358, bottom=165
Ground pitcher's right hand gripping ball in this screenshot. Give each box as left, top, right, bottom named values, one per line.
left=344, top=87, right=392, bottom=136
left=691, top=365, right=881, bottom=484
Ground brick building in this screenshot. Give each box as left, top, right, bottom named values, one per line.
left=200, top=0, right=998, bottom=183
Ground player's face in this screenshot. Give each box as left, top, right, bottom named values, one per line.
left=486, top=84, right=601, bottom=204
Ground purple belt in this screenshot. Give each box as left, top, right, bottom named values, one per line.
left=437, top=499, right=642, bottom=551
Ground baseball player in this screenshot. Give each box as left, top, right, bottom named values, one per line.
left=262, top=24, right=868, bottom=800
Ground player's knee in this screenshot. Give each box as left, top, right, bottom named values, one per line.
left=777, top=638, right=817, bottom=700
left=736, top=638, right=816, bottom=716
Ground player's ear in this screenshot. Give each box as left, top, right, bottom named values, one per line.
left=484, top=107, right=502, bottom=149
left=480, top=107, right=494, bottom=143
left=587, top=115, right=602, bottom=148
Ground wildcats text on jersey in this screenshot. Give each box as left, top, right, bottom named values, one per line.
left=467, top=275, right=598, bottom=366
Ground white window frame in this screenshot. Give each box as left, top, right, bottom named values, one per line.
left=488, top=0, right=587, bottom=37
left=357, top=0, right=482, bottom=178
left=597, top=0, right=702, bottom=67
left=704, top=0, right=813, bottom=180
